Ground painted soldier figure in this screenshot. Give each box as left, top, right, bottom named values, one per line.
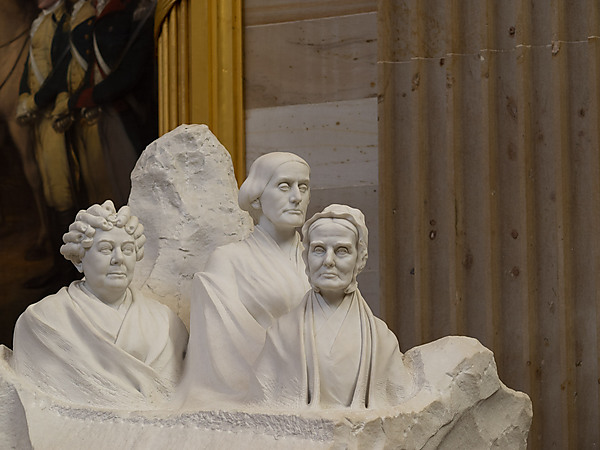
left=70, top=0, right=157, bottom=207
left=54, top=0, right=114, bottom=205
left=17, top=0, right=80, bottom=288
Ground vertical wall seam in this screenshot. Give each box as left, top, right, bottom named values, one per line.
left=553, top=1, right=578, bottom=446
left=484, top=0, right=504, bottom=366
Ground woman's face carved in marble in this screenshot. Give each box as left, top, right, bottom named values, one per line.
left=255, top=161, right=310, bottom=231
left=81, top=227, right=137, bottom=303
left=307, top=219, right=359, bottom=303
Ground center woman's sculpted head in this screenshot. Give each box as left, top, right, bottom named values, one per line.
left=60, top=200, right=146, bottom=304
left=238, top=152, right=310, bottom=231
left=302, top=204, right=369, bottom=305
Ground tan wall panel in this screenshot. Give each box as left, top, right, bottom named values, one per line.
left=488, top=49, right=531, bottom=396
left=453, top=52, right=497, bottom=347
left=529, top=43, right=572, bottom=449
left=244, top=12, right=377, bottom=109
left=422, top=56, right=457, bottom=342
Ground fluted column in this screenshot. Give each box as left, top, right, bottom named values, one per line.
left=156, top=0, right=245, bottom=183
left=378, top=0, right=600, bottom=448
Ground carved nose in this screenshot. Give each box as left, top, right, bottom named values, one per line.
left=289, top=184, right=301, bottom=203
left=323, top=249, right=335, bottom=266
left=111, top=248, right=124, bottom=264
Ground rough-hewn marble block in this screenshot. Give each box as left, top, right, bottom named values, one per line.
left=0, top=336, right=532, bottom=448
left=129, top=124, right=253, bottom=327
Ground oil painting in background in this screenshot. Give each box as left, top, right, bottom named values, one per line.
left=0, top=0, right=158, bottom=346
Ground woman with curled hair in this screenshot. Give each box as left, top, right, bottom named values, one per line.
left=251, top=204, right=415, bottom=409
left=182, top=152, right=311, bottom=405
left=61, top=200, right=146, bottom=266
left=12, top=200, right=188, bottom=409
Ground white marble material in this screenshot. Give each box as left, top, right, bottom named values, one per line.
left=246, top=99, right=380, bottom=312
left=308, top=185, right=379, bottom=314
left=0, top=349, right=32, bottom=450
left=251, top=205, right=414, bottom=409
left=0, top=336, right=532, bottom=449
left=11, top=201, right=188, bottom=408
left=180, top=152, right=312, bottom=405
left=129, top=124, right=253, bottom=326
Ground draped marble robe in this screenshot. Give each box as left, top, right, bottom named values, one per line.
left=252, top=289, right=416, bottom=409
left=182, top=225, right=310, bottom=404
left=12, top=281, right=188, bottom=409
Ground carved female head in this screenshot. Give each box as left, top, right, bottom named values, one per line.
left=60, top=200, right=146, bottom=303
left=238, top=152, right=310, bottom=229
left=302, top=205, right=368, bottom=303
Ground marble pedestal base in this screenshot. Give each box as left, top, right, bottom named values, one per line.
left=0, top=336, right=532, bottom=449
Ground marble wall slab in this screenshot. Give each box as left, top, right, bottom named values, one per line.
left=246, top=98, right=378, bottom=189
left=244, top=12, right=377, bottom=109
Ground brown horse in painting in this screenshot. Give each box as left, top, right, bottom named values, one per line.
left=0, top=0, right=49, bottom=256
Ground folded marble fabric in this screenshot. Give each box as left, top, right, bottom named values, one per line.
left=12, top=280, right=188, bottom=409
left=252, top=288, right=416, bottom=409
left=181, top=225, right=310, bottom=404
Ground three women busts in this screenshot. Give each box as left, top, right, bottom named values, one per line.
left=11, top=153, right=414, bottom=412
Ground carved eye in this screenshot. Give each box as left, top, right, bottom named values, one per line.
left=299, top=183, right=308, bottom=193
left=278, top=182, right=290, bottom=191
left=312, top=245, right=325, bottom=255
left=336, top=247, right=350, bottom=256
left=98, top=243, right=113, bottom=254
left=122, top=244, right=135, bottom=256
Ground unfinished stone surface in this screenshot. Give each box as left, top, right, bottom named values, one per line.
left=0, top=336, right=531, bottom=449
left=128, top=124, right=253, bottom=326
left=0, top=347, right=32, bottom=450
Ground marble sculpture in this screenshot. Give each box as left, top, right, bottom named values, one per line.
left=180, top=152, right=311, bottom=404
left=251, top=204, right=415, bottom=409
left=0, top=125, right=532, bottom=449
left=11, top=200, right=188, bottom=409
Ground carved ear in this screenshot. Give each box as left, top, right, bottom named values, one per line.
left=251, top=199, right=261, bottom=210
